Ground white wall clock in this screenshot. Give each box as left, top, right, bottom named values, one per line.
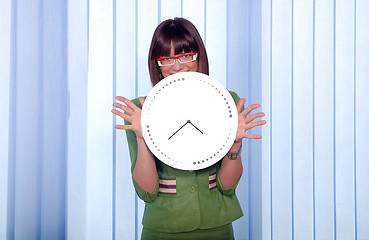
left=141, top=72, right=238, bottom=170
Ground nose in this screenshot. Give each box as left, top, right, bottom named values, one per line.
left=171, top=59, right=183, bottom=71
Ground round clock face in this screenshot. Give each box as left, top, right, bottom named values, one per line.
left=141, top=72, right=238, bottom=170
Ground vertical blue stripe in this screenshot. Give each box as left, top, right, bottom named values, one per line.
left=87, top=0, right=90, bottom=60
left=353, top=0, right=357, bottom=239
left=135, top=0, right=138, bottom=99
left=134, top=1, right=139, bottom=239
left=291, top=1, right=294, bottom=239
left=270, top=0, right=273, bottom=239
left=112, top=0, right=117, bottom=239
left=226, top=0, right=229, bottom=89
left=7, top=0, right=17, bottom=238
left=312, top=0, right=316, bottom=239
left=61, top=3, right=68, bottom=238
left=333, top=0, right=337, bottom=239
left=181, top=0, right=183, bottom=18
left=61, top=1, right=68, bottom=235
left=246, top=1, right=252, bottom=239
left=38, top=0, right=44, bottom=237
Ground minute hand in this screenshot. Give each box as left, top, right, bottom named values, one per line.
left=168, top=121, right=189, bottom=140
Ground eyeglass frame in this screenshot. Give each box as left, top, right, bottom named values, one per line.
left=157, top=51, right=198, bottom=67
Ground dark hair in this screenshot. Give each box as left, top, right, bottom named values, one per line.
left=148, top=18, right=209, bottom=86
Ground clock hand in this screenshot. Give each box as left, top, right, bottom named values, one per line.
left=168, top=120, right=203, bottom=140
left=168, top=120, right=190, bottom=140
left=188, top=120, right=203, bottom=134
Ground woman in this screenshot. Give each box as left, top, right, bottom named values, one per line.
left=112, top=18, right=266, bottom=239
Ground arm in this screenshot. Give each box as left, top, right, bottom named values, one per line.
left=133, top=137, right=158, bottom=193
left=112, top=96, right=158, bottom=193
left=218, top=98, right=266, bottom=189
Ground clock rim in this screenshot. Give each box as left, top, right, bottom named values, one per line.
left=141, top=72, right=238, bottom=170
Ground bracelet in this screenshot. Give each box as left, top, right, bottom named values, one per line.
left=226, top=145, right=242, bottom=160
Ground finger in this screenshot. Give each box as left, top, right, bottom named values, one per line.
left=113, top=102, right=134, bottom=115
left=115, top=124, right=134, bottom=130
left=116, top=96, right=127, bottom=103
left=242, top=132, right=262, bottom=139
left=240, top=104, right=261, bottom=118
left=139, top=96, right=145, bottom=106
left=235, top=132, right=262, bottom=142
left=244, top=112, right=265, bottom=124
left=111, top=109, right=133, bottom=122
left=116, top=96, right=140, bottom=112
left=245, top=120, right=267, bottom=131
left=236, top=98, right=246, bottom=114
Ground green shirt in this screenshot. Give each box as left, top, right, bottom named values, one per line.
left=125, top=91, right=243, bottom=233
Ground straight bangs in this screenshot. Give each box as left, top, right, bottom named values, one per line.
left=155, top=25, right=198, bottom=58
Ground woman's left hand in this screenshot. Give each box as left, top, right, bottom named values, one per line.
left=235, top=98, right=266, bottom=143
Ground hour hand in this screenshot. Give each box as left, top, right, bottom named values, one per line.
left=188, top=120, right=203, bottom=134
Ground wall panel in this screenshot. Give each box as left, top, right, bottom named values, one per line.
left=182, top=0, right=205, bottom=42
left=314, top=0, right=335, bottom=239
left=41, top=1, right=68, bottom=238
left=12, top=2, right=43, bottom=239
left=161, top=0, right=182, bottom=21
left=137, top=0, right=159, bottom=97
left=270, top=0, right=293, bottom=239
left=206, top=0, right=227, bottom=86
left=115, top=0, right=137, bottom=239
left=292, top=0, right=314, bottom=239
left=67, top=0, right=89, bottom=239
left=355, top=0, right=369, bottom=239
left=87, top=0, right=114, bottom=239
left=227, top=1, right=251, bottom=239
left=335, top=0, right=356, bottom=239
left=0, top=1, right=11, bottom=238
left=261, top=0, right=272, bottom=239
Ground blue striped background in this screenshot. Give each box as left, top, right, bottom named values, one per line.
left=1, top=0, right=368, bottom=240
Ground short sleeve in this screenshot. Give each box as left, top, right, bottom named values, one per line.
left=216, top=173, right=240, bottom=196
left=124, top=98, right=159, bottom=203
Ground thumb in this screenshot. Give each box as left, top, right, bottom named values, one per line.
left=236, top=98, right=246, bottom=113
left=139, top=96, right=145, bottom=106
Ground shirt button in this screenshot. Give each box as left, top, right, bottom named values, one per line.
left=189, top=186, right=197, bottom=193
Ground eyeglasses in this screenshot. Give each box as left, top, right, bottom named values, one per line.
left=157, top=51, right=198, bottom=67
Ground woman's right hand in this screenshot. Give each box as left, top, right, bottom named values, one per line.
left=111, top=96, right=145, bottom=139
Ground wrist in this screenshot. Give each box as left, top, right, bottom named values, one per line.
left=229, top=141, right=242, bottom=152
left=226, top=142, right=242, bottom=160
left=136, top=136, right=146, bottom=144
